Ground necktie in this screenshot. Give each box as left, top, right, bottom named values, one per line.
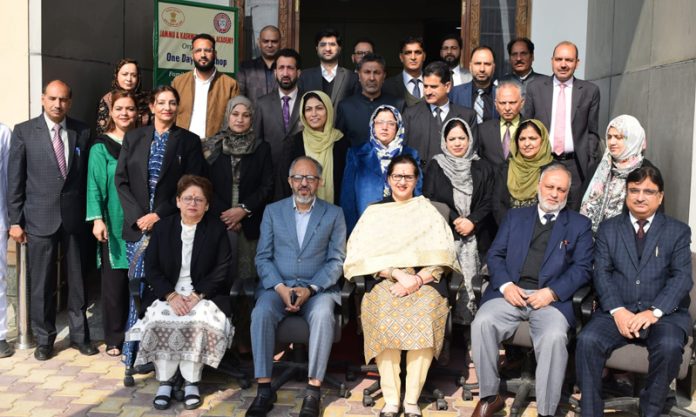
left=433, top=107, right=443, bottom=130
left=502, top=122, right=511, bottom=159
left=51, top=125, right=67, bottom=178
left=281, top=96, right=291, bottom=132
left=474, top=89, right=485, bottom=124
left=543, top=213, right=555, bottom=225
left=553, top=83, right=567, bottom=155
left=636, top=219, right=648, bottom=256
left=410, top=79, right=421, bottom=98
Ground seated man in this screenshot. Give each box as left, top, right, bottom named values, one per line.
left=576, top=165, right=692, bottom=417
left=247, top=156, right=347, bottom=417
left=471, top=163, right=593, bottom=417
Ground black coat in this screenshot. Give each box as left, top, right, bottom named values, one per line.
left=208, top=140, right=274, bottom=240
left=423, top=158, right=496, bottom=255
left=143, top=213, right=232, bottom=316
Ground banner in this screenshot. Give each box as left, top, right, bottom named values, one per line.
left=154, top=0, right=238, bottom=85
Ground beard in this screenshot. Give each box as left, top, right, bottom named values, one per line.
left=278, top=77, right=298, bottom=90
left=194, top=58, right=215, bottom=73
left=443, top=55, right=459, bottom=68
left=539, top=197, right=567, bottom=213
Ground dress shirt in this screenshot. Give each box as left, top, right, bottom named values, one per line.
left=402, top=71, right=423, bottom=96
left=43, top=113, right=69, bottom=165
left=189, top=68, right=216, bottom=139
left=321, top=64, right=337, bottom=83
left=429, top=101, right=451, bottom=121
left=499, top=115, right=521, bottom=144
left=451, top=66, right=473, bottom=86
left=293, top=197, right=316, bottom=247
left=472, top=83, right=496, bottom=120
left=549, top=76, right=574, bottom=153
left=278, top=88, right=299, bottom=112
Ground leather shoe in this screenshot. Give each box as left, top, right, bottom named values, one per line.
left=70, top=342, right=98, bottom=356
left=299, top=394, right=321, bottom=417
left=0, top=340, right=14, bottom=358
left=34, top=345, right=53, bottom=361
left=472, top=395, right=504, bottom=417
left=245, top=392, right=276, bottom=417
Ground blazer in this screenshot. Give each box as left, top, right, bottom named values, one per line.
left=523, top=75, right=601, bottom=180
left=403, top=100, right=478, bottom=165
left=253, top=89, right=303, bottom=168
left=208, top=140, right=274, bottom=240
left=115, top=125, right=206, bottom=241
left=382, top=74, right=421, bottom=108
left=236, top=57, right=274, bottom=104
left=594, top=212, right=692, bottom=334
left=483, top=206, right=594, bottom=326
left=255, top=197, right=346, bottom=300
left=143, top=212, right=232, bottom=316
left=478, top=118, right=507, bottom=166
left=422, top=158, right=496, bottom=255
left=448, top=82, right=499, bottom=121
left=298, top=66, right=358, bottom=107
left=8, top=115, right=91, bottom=236
left=340, top=142, right=422, bottom=235
left=500, top=69, right=543, bottom=92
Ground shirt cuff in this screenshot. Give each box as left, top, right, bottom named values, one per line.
left=499, top=282, right=512, bottom=294
left=310, top=284, right=320, bottom=292
left=610, top=306, right=625, bottom=315
left=274, top=283, right=284, bottom=290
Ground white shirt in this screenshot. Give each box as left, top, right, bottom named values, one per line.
left=0, top=124, right=10, bottom=231
left=43, top=113, right=69, bottom=166
left=629, top=212, right=655, bottom=234
left=402, top=71, right=423, bottom=97
left=321, top=64, right=337, bottom=82
left=189, top=68, right=216, bottom=139
left=429, top=102, right=450, bottom=121
left=176, top=222, right=197, bottom=295
left=549, top=76, right=575, bottom=153
left=451, top=66, right=473, bottom=86
left=278, top=88, right=299, bottom=112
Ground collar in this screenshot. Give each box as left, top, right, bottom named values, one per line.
left=402, top=70, right=423, bottom=85
left=500, top=115, right=520, bottom=127
left=194, top=68, right=217, bottom=84
left=429, top=101, right=450, bottom=115
left=518, top=69, right=533, bottom=80
left=43, top=113, right=67, bottom=132
left=279, top=88, right=299, bottom=102
left=629, top=212, right=656, bottom=228
left=473, top=82, right=494, bottom=94
left=537, top=206, right=561, bottom=224
left=321, top=63, right=338, bottom=75
left=293, top=197, right=316, bottom=213
left=553, top=75, right=574, bottom=87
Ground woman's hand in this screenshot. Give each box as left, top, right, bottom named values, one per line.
left=136, top=213, right=160, bottom=233
left=92, top=219, right=108, bottom=242
left=168, top=293, right=191, bottom=316
left=390, top=282, right=410, bottom=297
left=183, top=293, right=201, bottom=310
left=220, top=207, right=247, bottom=230
left=453, top=217, right=475, bottom=237
left=393, top=269, right=420, bottom=294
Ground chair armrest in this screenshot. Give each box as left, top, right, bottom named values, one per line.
left=230, top=277, right=256, bottom=300
left=571, top=285, right=594, bottom=336
left=353, top=276, right=366, bottom=295
left=448, top=271, right=463, bottom=306
left=473, top=274, right=489, bottom=302
left=340, top=279, right=355, bottom=327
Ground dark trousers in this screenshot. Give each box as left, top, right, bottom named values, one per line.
left=99, top=243, right=129, bottom=347
left=28, top=228, right=89, bottom=346
left=576, top=312, right=686, bottom=417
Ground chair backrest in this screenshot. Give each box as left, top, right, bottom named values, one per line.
left=688, top=252, right=696, bottom=323
left=430, top=201, right=451, bottom=221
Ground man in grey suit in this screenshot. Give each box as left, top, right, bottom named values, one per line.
left=298, top=28, right=358, bottom=108
left=478, top=80, right=525, bottom=166
left=247, top=156, right=347, bottom=417
left=383, top=36, right=426, bottom=108
left=8, top=80, right=97, bottom=360
left=523, top=40, right=601, bottom=210
left=237, top=25, right=281, bottom=104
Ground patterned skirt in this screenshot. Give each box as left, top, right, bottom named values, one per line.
left=361, top=280, right=449, bottom=363
left=126, top=299, right=234, bottom=369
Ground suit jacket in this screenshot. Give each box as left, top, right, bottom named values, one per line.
left=594, top=212, right=692, bottom=334
left=403, top=100, right=478, bottom=164
left=298, top=66, right=358, bottom=107
left=236, top=57, right=274, bottom=104
left=255, top=197, right=346, bottom=300
left=483, top=206, right=594, bottom=325
left=115, top=125, right=206, bottom=241
left=382, top=74, right=421, bottom=108
left=8, top=115, right=91, bottom=236
left=523, top=75, right=601, bottom=180
left=253, top=89, right=303, bottom=168
left=143, top=212, right=232, bottom=316
left=500, top=69, right=543, bottom=92
left=478, top=118, right=506, bottom=166
left=208, top=140, right=274, bottom=240
left=448, top=82, right=499, bottom=121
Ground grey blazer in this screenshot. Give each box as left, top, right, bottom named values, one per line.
left=297, top=66, right=358, bottom=107
left=253, top=89, right=303, bottom=167
left=237, top=57, right=274, bottom=104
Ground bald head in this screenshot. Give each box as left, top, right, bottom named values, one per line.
left=41, top=80, right=72, bottom=123
left=258, top=25, right=281, bottom=60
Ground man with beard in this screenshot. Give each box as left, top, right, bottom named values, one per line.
left=470, top=164, right=593, bottom=417
left=237, top=25, right=281, bottom=104
left=254, top=49, right=304, bottom=200
left=440, top=34, right=472, bottom=86
left=247, top=156, right=346, bottom=417
left=500, top=37, right=542, bottom=89
left=336, top=54, right=403, bottom=147
left=172, top=33, right=239, bottom=139
left=298, top=28, right=358, bottom=107
left=383, top=36, right=426, bottom=108
left=449, top=46, right=498, bottom=124
left=351, top=38, right=374, bottom=71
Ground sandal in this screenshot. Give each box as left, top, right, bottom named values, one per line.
left=106, top=346, right=121, bottom=357
left=153, top=382, right=173, bottom=410
left=184, top=381, right=202, bottom=410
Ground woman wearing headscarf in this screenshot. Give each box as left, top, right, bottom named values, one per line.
left=580, top=114, right=654, bottom=233
left=423, top=118, right=494, bottom=325
left=96, top=58, right=150, bottom=135
left=492, top=119, right=553, bottom=225
left=340, top=104, right=422, bottom=235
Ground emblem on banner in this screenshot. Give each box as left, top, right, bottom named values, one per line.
left=213, top=13, right=232, bottom=34
left=162, top=7, right=185, bottom=27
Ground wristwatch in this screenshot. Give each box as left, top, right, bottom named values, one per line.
left=650, top=306, right=663, bottom=318
left=238, top=204, right=252, bottom=215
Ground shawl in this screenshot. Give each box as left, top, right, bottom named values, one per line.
left=580, top=114, right=646, bottom=233
left=368, top=105, right=405, bottom=196
left=507, top=119, right=553, bottom=202
left=202, top=96, right=259, bottom=168
left=344, top=196, right=460, bottom=279
left=92, top=133, right=123, bottom=160
left=300, top=91, right=343, bottom=203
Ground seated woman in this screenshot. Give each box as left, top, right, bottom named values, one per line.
left=340, top=105, right=422, bottom=234
left=344, top=155, right=460, bottom=417
left=126, top=175, right=234, bottom=411
left=423, top=118, right=494, bottom=325
left=580, top=114, right=654, bottom=233
left=492, top=119, right=553, bottom=225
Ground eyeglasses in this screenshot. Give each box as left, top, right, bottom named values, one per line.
left=290, top=175, right=320, bottom=184
left=318, top=42, right=338, bottom=48
left=627, top=188, right=660, bottom=197
left=181, top=196, right=206, bottom=205
left=353, top=50, right=370, bottom=56
left=374, top=120, right=397, bottom=128
left=192, top=48, right=214, bottom=54
left=390, top=174, right=416, bottom=183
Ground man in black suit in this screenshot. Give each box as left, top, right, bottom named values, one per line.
left=237, top=25, right=281, bottom=104
left=478, top=80, right=524, bottom=166
left=449, top=46, right=498, bottom=124
left=500, top=37, right=542, bottom=88
left=382, top=36, right=426, bottom=108
left=403, top=61, right=477, bottom=165
left=8, top=80, right=97, bottom=360
left=523, top=40, right=600, bottom=210
left=297, top=28, right=358, bottom=108
left=350, top=38, right=374, bottom=71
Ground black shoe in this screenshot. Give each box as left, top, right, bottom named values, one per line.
left=0, top=340, right=14, bottom=358
left=34, top=345, right=53, bottom=361
left=299, top=394, right=321, bottom=417
left=245, top=392, right=276, bottom=417
left=70, top=342, right=98, bottom=356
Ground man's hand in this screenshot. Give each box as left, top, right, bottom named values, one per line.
left=275, top=284, right=299, bottom=312
left=627, top=310, right=658, bottom=337
left=526, top=287, right=556, bottom=309
left=502, top=283, right=528, bottom=307
left=613, top=308, right=636, bottom=339
left=136, top=213, right=160, bottom=233
left=220, top=207, right=247, bottom=230
left=10, top=225, right=26, bottom=243
left=292, top=287, right=312, bottom=309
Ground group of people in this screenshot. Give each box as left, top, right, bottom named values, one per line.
left=0, top=23, right=690, bottom=417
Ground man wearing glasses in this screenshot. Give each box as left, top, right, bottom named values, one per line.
left=351, top=38, right=374, bottom=71
left=247, top=156, right=347, bottom=417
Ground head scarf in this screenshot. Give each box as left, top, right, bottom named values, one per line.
left=507, top=119, right=553, bottom=202
left=299, top=90, right=343, bottom=203
left=368, top=105, right=405, bottom=196
left=580, top=114, right=647, bottom=233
